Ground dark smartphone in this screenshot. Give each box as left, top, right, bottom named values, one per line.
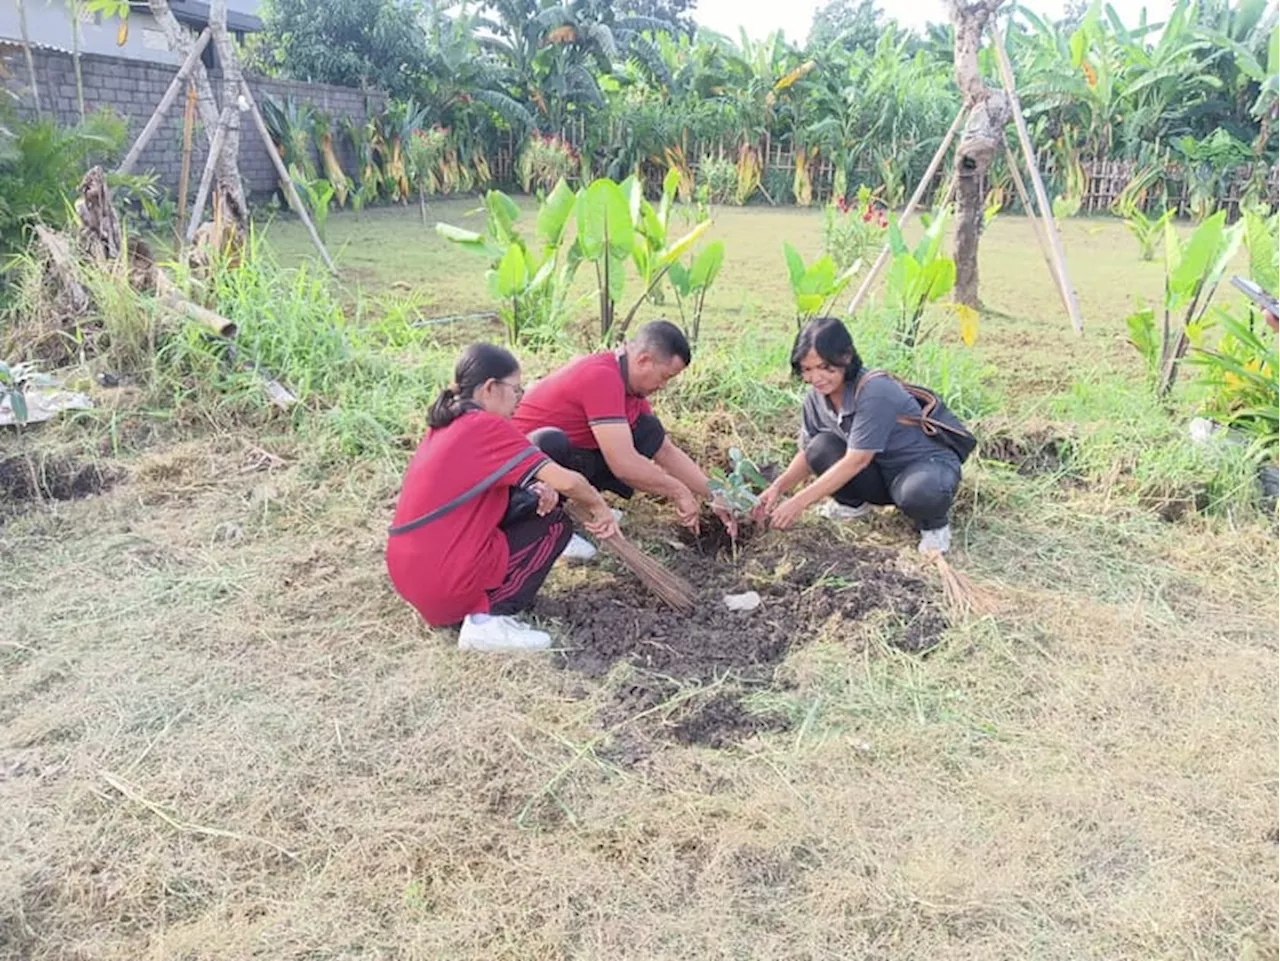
left=1230, top=276, right=1279, bottom=315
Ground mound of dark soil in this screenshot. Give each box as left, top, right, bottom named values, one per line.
left=541, top=533, right=946, bottom=749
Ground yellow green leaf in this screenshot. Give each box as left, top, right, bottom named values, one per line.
left=955, top=303, right=979, bottom=347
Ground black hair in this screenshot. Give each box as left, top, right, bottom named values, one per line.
left=631, top=319, right=692, bottom=366
left=789, top=316, right=863, bottom=383
left=428, top=342, right=520, bottom=429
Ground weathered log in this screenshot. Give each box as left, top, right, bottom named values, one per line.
left=33, top=225, right=90, bottom=314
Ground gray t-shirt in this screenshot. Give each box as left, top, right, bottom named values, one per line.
left=800, top=370, right=958, bottom=476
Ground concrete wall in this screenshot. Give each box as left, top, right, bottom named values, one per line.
left=2, top=46, right=385, bottom=200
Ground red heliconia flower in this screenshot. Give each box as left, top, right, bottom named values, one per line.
left=862, top=210, right=874, bottom=223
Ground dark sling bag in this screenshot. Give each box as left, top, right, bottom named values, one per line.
left=855, top=370, right=977, bottom=464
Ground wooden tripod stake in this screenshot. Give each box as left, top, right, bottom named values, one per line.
left=846, top=24, right=1084, bottom=335
left=847, top=106, right=968, bottom=316
left=116, top=3, right=337, bottom=273
left=992, top=22, right=1083, bottom=334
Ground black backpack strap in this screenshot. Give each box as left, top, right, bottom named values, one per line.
left=388, top=448, right=542, bottom=537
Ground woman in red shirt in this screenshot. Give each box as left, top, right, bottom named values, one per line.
left=387, top=343, right=618, bottom=652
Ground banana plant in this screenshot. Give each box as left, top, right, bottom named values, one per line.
left=437, top=183, right=579, bottom=345
left=669, top=240, right=725, bottom=346
left=882, top=208, right=957, bottom=349
left=1121, top=202, right=1174, bottom=261
left=617, top=170, right=712, bottom=339
left=782, top=242, right=859, bottom=331
left=1125, top=210, right=1246, bottom=396
left=574, top=177, right=635, bottom=342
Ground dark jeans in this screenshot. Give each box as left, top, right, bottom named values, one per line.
left=804, top=432, right=960, bottom=532
left=527, top=414, right=666, bottom=498
left=488, top=506, right=572, bottom=616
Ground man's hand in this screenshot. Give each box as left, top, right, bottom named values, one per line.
left=530, top=481, right=558, bottom=516
left=674, top=485, right=701, bottom=533
left=710, top=496, right=739, bottom=540
left=768, top=495, right=808, bottom=531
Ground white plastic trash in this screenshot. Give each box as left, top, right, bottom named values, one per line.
left=723, top=591, right=761, bottom=612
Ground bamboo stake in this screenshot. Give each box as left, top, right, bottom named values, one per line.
left=176, top=83, right=196, bottom=241
left=1004, top=142, right=1070, bottom=316
left=991, top=22, right=1084, bottom=335
left=184, top=104, right=233, bottom=247
left=115, top=28, right=211, bottom=176
left=155, top=271, right=237, bottom=337
left=16, top=0, right=41, bottom=118
left=847, top=106, right=968, bottom=316
left=240, top=79, right=337, bottom=274
left=148, top=0, right=245, bottom=214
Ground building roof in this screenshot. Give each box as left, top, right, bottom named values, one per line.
left=137, top=1, right=264, bottom=34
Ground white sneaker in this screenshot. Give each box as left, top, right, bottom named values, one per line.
left=817, top=500, right=874, bottom=521
left=458, top=614, right=551, bottom=652
left=561, top=533, right=598, bottom=562
left=918, top=525, right=952, bottom=555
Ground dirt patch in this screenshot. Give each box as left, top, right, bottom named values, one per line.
left=981, top=428, right=1072, bottom=475
left=0, top=452, right=123, bottom=503
left=541, top=531, right=946, bottom=748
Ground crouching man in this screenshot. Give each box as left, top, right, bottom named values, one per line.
left=512, top=320, right=735, bottom=557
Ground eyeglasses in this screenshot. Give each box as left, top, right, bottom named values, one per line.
left=495, top=379, right=525, bottom=400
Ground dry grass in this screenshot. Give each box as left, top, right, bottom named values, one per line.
left=2, top=204, right=1277, bottom=961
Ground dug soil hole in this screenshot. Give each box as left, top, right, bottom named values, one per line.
left=0, top=452, right=122, bottom=504
left=540, top=530, right=946, bottom=749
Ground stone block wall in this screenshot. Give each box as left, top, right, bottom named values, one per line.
left=5, top=47, right=386, bottom=199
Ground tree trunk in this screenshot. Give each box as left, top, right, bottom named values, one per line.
left=206, top=0, right=247, bottom=232
left=948, top=0, right=1009, bottom=309
left=16, top=0, right=42, bottom=118
left=148, top=0, right=247, bottom=220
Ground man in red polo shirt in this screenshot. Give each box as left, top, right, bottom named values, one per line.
left=513, top=321, right=734, bottom=544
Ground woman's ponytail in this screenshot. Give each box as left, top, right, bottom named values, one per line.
left=427, top=384, right=461, bottom=429
left=428, top=344, right=520, bottom=430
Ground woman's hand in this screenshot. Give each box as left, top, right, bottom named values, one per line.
left=753, top=483, right=781, bottom=525
left=583, top=498, right=621, bottom=540
left=530, top=481, right=558, bottom=516
left=768, top=495, right=808, bottom=531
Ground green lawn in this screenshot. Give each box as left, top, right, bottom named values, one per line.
left=2, top=200, right=1275, bottom=961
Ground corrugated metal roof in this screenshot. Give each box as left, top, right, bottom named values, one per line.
left=0, top=37, right=75, bottom=56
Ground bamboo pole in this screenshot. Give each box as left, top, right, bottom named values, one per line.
left=991, top=22, right=1084, bottom=335
left=185, top=105, right=232, bottom=247
left=847, top=106, right=968, bottom=316
left=1004, top=143, right=1070, bottom=315
left=16, top=0, right=41, bottom=118
left=176, top=83, right=196, bottom=240
left=116, top=28, right=211, bottom=176
left=240, top=79, right=337, bottom=274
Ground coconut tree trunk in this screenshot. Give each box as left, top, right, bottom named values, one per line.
left=16, top=0, right=42, bottom=118
left=949, top=0, right=1010, bottom=309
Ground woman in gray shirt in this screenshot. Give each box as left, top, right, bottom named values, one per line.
left=756, top=317, right=962, bottom=554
